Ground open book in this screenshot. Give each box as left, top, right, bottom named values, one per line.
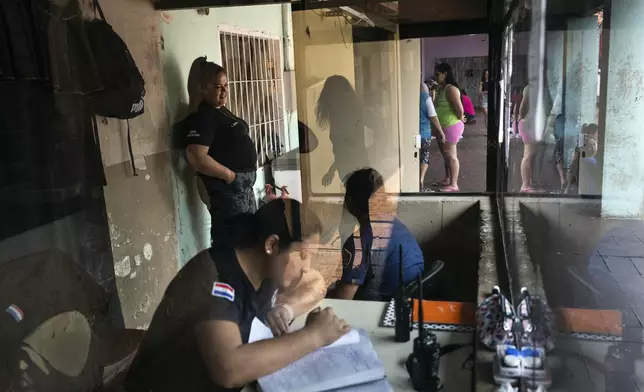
left=250, top=319, right=389, bottom=392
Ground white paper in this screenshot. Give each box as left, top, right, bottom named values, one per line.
left=248, top=317, right=360, bottom=349
left=258, top=329, right=386, bottom=392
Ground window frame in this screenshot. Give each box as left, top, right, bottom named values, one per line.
left=218, top=25, right=287, bottom=168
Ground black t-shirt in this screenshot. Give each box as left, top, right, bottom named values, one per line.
left=124, top=248, right=277, bottom=392
left=185, top=102, right=258, bottom=173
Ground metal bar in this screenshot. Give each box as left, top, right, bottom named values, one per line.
left=266, top=39, right=275, bottom=159
left=487, top=0, right=507, bottom=195
left=242, top=36, right=251, bottom=127
left=235, top=33, right=243, bottom=116
left=399, top=19, right=489, bottom=39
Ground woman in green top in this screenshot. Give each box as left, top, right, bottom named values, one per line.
left=434, top=63, right=465, bottom=192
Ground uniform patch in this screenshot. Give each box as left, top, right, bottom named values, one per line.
left=212, top=282, right=235, bottom=302
left=6, top=304, right=24, bottom=322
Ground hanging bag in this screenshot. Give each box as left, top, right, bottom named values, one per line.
left=84, top=0, right=145, bottom=174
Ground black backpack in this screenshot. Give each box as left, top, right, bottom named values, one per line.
left=85, top=0, right=145, bottom=119
left=85, top=0, right=145, bottom=174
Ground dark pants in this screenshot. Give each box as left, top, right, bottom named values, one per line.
left=208, top=171, right=257, bottom=246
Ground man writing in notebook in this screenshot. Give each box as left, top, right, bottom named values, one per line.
left=327, top=169, right=425, bottom=301
left=124, top=199, right=350, bottom=392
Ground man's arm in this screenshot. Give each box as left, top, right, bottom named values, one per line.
left=277, top=268, right=326, bottom=318
left=327, top=282, right=359, bottom=300
left=196, top=320, right=321, bottom=388
left=196, top=307, right=349, bottom=388
left=186, top=144, right=235, bottom=183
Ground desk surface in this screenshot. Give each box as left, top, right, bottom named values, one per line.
left=245, top=299, right=474, bottom=392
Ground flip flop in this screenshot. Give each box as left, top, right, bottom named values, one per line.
left=520, top=186, right=538, bottom=193
left=433, top=180, right=450, bottom=187
left=440, top=185, right=460, bottom=193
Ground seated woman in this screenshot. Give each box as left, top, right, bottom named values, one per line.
left=124, top=199, right=349, bottom=392
left=327, top=169, right=425, bottom=301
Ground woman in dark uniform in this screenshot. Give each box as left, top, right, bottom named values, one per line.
left=184, top=57, right=258, bottom=246
left=125, top=199, right=350, bottom=391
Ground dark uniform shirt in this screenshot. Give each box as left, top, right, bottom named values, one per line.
left=125, top=248, right=276, bottom=392
left=340, top=218, right=424, bottom=301
left=185, top=101, right=258, bottom=194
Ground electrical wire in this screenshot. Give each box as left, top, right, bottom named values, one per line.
left=337, top=16, right=351, bottom=48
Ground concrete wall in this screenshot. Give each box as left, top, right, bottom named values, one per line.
left=422, top=34, right=489, bottom=79
left=91, top=0, right=177, bottom=329
left=160, top=5, right=293, bottom=264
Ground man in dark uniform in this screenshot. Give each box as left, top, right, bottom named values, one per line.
left=125, top=199, right=349, bottom=391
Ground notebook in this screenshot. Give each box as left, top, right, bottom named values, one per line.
left=250, top=320, right=388, bottom=392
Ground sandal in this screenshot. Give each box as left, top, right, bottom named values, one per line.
left=433, top=180, right=450, bottom=187
left=520, top=186, right=538, bottom=193
left=421, top=188, right=435, bottom=193
left=440, top=185, right=460, bottom=193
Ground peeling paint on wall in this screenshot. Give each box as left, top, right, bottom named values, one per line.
left=115, top=256, right=132, bottom=277
left=143, top=243, right=153, bottom=260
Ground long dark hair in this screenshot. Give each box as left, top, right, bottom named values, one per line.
left=316, top=75, right=360, bottom=129
left=227, top=199, right=322, bottom=251
left=344, top=168, right=385, bottom=222
left=481, top=69, right=489, bottom=82
left=187, top=57, right=226, bottom=111
left=435, top=63, right=458, bottom=88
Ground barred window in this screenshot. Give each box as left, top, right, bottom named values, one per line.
left=220, top=30, right=285, bottom=167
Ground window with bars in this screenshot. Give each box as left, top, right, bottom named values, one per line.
left=220, top=30, right=285, bottom=167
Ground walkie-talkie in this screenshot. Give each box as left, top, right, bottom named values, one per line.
left=395, top=245, right=411, bottom=342
left=406, top=274, right=442, bottom=391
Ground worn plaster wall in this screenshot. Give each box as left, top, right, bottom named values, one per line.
left=160, top=5, right=292, bottom=265
left=292, top=10, right=356, bottom=195
left=601, top=0, right=644, bottom=218
left=88, top=0, right=177, bottom=329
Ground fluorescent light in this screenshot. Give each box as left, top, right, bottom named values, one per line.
left=339, top=6, right=375, bottom=27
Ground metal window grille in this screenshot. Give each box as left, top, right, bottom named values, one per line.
left=220, top=31, right=285, bottom=167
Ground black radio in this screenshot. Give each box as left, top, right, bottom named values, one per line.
left=406, top=273, right=442, bottom=392
left=394, top=245, right=411, bottom=342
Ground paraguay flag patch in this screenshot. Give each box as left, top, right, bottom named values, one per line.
left=212, top=282, right=235, bottom=302
left=6, top=304, right=24, bottom=322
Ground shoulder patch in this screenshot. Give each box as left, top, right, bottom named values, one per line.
left=212, top=282, right=235, bottom=302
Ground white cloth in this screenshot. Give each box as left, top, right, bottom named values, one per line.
left=425, top=96, right=437, bottom=118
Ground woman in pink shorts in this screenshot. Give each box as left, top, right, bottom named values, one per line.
left=434, top=64, right=465, bottom=192
left=518, top=85, right=540, bottom=193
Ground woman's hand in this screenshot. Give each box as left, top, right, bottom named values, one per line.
left=305, top=307, right=350, bottom=347
left=322, top=168, right=335, bottom=186
left=225, top=169, right=236, bottom=185
left=437, top=131, right=446, bottom=143
left=266, top=304, right=293, bottom=337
